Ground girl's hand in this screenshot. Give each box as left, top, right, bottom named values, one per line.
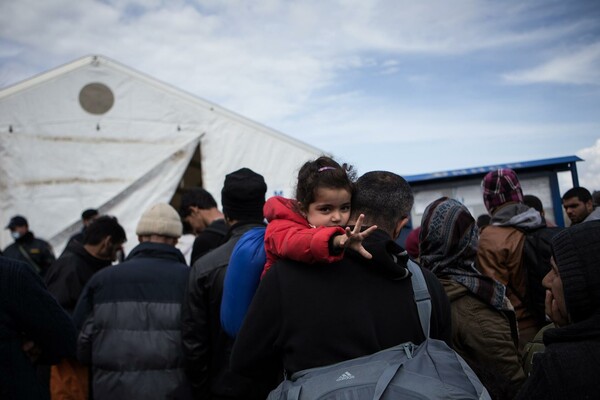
left=335, top=214, right=377, bottom=259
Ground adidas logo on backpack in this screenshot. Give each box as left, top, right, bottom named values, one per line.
left=335, top=371, right=355, bottom=382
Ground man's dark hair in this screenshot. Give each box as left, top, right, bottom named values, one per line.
left=81, top=208, right=99, bottom=221
left=350, top=171, right=414, bottom=234
left=179, top=188, right=218, bottom=217
left=83, top=216, right=126, bottom=245
left=523, top=194, right=544, bottom=214
left=562, top=187, right=592, bottom=203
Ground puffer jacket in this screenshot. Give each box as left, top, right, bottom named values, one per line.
left=441, top=278, right=525, bottom=389
left=263, top=196, right=345, bottom=275
left=72, top=242, right=192, bottom=399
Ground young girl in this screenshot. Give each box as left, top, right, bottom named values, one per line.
left=220, top=156, right=376, bottom=338
left=262, top=156, right=376, bottom=276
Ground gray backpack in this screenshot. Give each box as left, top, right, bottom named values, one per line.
left=267, top=261, right=491, bottom=400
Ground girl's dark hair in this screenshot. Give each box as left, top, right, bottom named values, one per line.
left=295, top=156, right=356, bottom=211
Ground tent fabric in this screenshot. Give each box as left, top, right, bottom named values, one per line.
left=0, top=55, right=323, bottom=254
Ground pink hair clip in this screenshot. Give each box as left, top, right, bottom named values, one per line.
left=318, top=166, right=336, bottom=172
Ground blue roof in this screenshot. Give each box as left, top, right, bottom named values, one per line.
left=405, top=155, right=582, bottom=183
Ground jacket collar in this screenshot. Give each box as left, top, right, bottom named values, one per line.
left=346, top=228, right=410, bottom=280
left=126, top=241, right=187, bottom=264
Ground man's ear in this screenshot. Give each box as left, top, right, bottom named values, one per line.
left=101, top=235, right=112, bottom=250
left=586, top=200, right=594, bottom=212
left=393, top=217, right=410, bottom=240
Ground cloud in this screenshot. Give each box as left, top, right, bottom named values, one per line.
left=577, top=139, right=600, bottom=190
left=504, top=42, right=600, bottom=85
left=1, top=0, right=600, bottom=185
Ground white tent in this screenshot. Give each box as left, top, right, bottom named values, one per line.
left=0, top=55, right=324, bottom=255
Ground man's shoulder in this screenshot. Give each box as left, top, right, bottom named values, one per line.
left=30, top=236, right=52, bottom=248
left=191, top=238, right=237, bottom=275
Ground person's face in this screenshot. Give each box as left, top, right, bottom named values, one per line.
left=305, top=187, right=351, bottom=228
left=98, top=238, right=125, bottom=262
left=541, top=257, right=570, bottom=327
left=184, top=207, right=207, bottom=234
left=562, top=197, right=593, bottom=225
left=10, top=225, right=28, bottom=239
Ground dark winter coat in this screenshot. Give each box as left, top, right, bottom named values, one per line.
left=72, top=242, right=193, bottom=399
left=190, top=218, right=228, bottom=265
left=0, top=256, right=76, bottom=400
left=3, top=232, right=55, bottom=277
left=515, top=313, right=600, bottom=399
left=181, top=221, right=275, bottom=400
left=44, top=241, right=112, bottom=314
left=230, top=229, right=452, bottom=391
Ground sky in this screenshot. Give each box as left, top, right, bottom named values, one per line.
left=1, top=0, right=600, bottom=192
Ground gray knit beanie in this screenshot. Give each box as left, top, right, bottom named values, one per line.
left=136, top=203, right=183, bottom=238
left=551, top=220, right=600, bottom=323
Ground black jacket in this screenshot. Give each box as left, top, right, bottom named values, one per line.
left=190, top=219, right=228, bottom=265
left=44, top=241, right=112, bottom=314
left=3, top=232, right=55, bottom=277
left=230, top=229, right=452, bottom=387
left=515, top=312, right=600, bottom=400
left=72, top=242, right=193, bottom=399
left=181, top=221, right=275, bottom=400
left=0, top=256, right=76, bottom=400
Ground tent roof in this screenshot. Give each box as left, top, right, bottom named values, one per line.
left=0, top=55, right=325, bottom=256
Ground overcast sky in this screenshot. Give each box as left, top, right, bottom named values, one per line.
left=1, top=0, right=600, bottom=192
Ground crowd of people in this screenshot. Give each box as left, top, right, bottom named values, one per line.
left=1, top=157, right=599, bottom=400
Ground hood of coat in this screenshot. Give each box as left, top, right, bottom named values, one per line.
left=491, top=203, right=545, bottom=230
left=263, top=196, right=307, bottom=225
left=346, top=228, right=410, bottom=280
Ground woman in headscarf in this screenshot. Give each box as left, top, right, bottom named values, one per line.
left=419, top=197, right=525, bottom=396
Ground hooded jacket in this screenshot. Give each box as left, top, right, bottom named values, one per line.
left=44, top=241, right=112, bottom=315
left=476, top=203, right=546, bottom=346
left=263, top=196, right=345, bottom=275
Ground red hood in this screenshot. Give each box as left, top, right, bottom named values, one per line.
left=263, top=196, right=308, bottom=226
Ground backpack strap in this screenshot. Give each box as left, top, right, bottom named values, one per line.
left=406, top=260, right=431, bottom=338
left=18, top=245, right=42, bottom=275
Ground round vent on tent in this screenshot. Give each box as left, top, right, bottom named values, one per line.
left=79, top=83, right=114, bottom=115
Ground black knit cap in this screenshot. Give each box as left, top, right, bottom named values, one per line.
left=221, top=168, right=267, bottom=221
left=551, top=220, right=600, bottom=323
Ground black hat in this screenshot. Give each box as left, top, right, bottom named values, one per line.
left=221, top=168, right=266, bottom=221
left=5, top=215, right=28, bottom=229
left=81, top=209, right=99, bottom=220
left=552, top=220, right=600, bottom=323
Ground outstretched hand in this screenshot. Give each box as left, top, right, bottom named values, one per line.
left=336, top=214, right=378, bottom=259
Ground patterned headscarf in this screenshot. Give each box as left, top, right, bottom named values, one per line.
left=419, top=197, right=511, bottom=311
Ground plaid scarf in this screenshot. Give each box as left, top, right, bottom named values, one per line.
left=420, top=197, right=512, bottom=312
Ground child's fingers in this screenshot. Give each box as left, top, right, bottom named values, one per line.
left=360, top=225, right=378, bottom=238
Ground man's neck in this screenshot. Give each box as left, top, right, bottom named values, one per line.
left=83, top=243, right=109, bottom=260
left=204, top=208, right=224, bottom=225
